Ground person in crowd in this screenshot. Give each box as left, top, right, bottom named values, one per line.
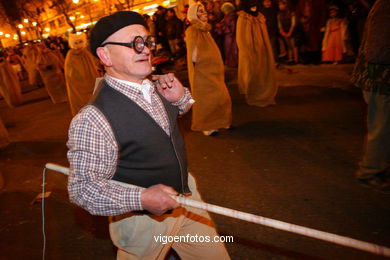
left=207, top=1, right=225, bottom=59
left=0, top=51, right=23, bottom=108
left=64, top=32, right=102, bottom=116
left=154, top=6, right=170, bottom=52
left=67, top=11, right=230, bottom=259
left=185, top=3, right=232, bottom=136
left=217, top=1, right=238, bottom=67
left=236, top=0, right=278, bottom=107
left=22, top=43, right=43, bottom=87
left=143, top=14, right=156, bottom=36
left=36, top=43, right=68, bottom=103
left=296, top=0, right=327, bottom=64
left=345, top=0, right=374, bottom=56
left=7, top=49, right=24, bottom=80
left=278, top=0, right=299, bottom=65
left=260, top=0, right=280, bottom=64
left=351, top=0, right=390, bottom=193
left=321, top=5, right=347, bottom=65
left=163, top=8, right=183, bottom=57
left=48, top=41, right=65, bottom=69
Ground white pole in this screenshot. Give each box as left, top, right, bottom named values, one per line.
left=45, top=163, right=390, bottom=257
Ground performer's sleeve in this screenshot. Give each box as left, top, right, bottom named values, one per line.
left=67, top=106, right=144, bottom=216
left=171, top=87, right=195, bottom=115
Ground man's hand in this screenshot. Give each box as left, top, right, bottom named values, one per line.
left=140, top=184, right=180, bottom=216
left=152, top=73, right=185, bottom=102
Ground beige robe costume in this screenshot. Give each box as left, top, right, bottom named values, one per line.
left=236, top=11, right=278, bottom=107
left=22, top=44, right=42, bottom=86
left=0, top=117, right=10, bottom=149
left=0, top=59, right=23, bottom=108
left=65, top=33, right=101, bottom=115
left=36, top=46, right=68, bottom=104
left=185, top=5, right=232, bottom=132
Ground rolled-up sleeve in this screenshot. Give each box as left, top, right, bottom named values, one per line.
left=67, top=105, right=143, bottom=216
left=171, top=87, right=195, bottom=115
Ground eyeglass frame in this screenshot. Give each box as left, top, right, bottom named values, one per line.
left=100, top=35, right=156, bottom=54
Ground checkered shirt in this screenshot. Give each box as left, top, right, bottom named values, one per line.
left=67, top=75, right=194, bottom=216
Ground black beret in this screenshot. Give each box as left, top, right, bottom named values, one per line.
left=89, top=11, right=147, bottom=57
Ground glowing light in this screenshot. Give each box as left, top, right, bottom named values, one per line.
left=18, top=24, right=23, bottom=29
left=72, top=0, right=79, bottom=3
left=80, top=15, right=85, bottom=19
left=23, top=19, right=29, bottom=23
left=32, top=22, right=37, bottom=26
left=0, top=32, right=3, bottom=36
left=70, top=16, right=76, bottom=21
left=143, top=4, right=158, bottom=10
left=21, top=31, right=26, bottom=35
left=45, top=27, right=50, bottom=32
left=162, top=1, right=170, bottom=7
left=5, top=34, right=10, bottom=38
left=133, top=9, right=140, bottom=12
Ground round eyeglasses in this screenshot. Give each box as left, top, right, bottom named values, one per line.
left=101, top=35, right=156, bottom=53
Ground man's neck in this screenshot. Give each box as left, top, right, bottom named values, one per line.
left=106, top=72, right=146, bottom=85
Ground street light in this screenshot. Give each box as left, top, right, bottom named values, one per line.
left=18, top=24, right=23, bottom=29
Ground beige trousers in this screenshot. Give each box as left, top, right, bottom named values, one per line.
left=109, top=174, right=230, bottom=260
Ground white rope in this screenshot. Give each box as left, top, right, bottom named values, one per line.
left=45, top=163, right=390, bottom=258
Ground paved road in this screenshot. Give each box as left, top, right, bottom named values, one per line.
left=0, top=64, right=389, bottom=260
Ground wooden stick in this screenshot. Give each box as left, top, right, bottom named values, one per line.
left=45, top=163, right=390, bottom=257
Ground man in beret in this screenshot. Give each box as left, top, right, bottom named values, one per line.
left=67, top=11, right=230, bottom=259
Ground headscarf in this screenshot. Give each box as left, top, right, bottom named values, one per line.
left=221, top=2, right=235, bottom=14
left=187, top=3, right=202, bottom=23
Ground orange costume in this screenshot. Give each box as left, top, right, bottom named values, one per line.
left=322, top=18, right=347, bottom=62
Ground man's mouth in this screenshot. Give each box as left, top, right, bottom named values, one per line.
left=136, top=56, right=150, bottom=63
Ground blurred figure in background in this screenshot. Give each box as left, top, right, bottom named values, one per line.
left=351, top=0, right=390, bottom=193
left=163, top=8, right=183, bottom=57
left=236, top=0, right=278, bottom=107
left=0, top=51, right=23, bottom=108
left=296, top=0, right=327, bottom=64
left=260, top=0, right=280, bottom=64
left=65, top=32, right=102, bottom=116
left=322, top=5, right=347, bottom=65
left=36, top=43, right=68, bottom=104
left=217, top=1, right=238, bottom=67
left=186, top=3, right=232, bottom=136
left=278, top=0, right=299, bottom=65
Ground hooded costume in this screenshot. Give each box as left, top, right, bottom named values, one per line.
left=36, top=43, right=68, bottom=104
left=236, top=0, right=278, bottom=107
left=0, top=55, right=23, bottom=108
left=65, top=33, right=101, bottom=115
left=22, top=44, right=42, bottom=87
left=185, top=3, right=232, bottom=132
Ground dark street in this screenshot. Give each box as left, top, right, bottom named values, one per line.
left=0, top=64, right=389, bottom=260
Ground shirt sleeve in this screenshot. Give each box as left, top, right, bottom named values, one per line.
left=171, top=87, right=195, bottom=115
left=67, top=105, right=144, bottom=216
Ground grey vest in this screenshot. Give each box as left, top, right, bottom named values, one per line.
left=91, top=80, right=190, bottom=194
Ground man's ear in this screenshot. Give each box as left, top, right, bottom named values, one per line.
left=96, top=46, right=113, bottom=66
